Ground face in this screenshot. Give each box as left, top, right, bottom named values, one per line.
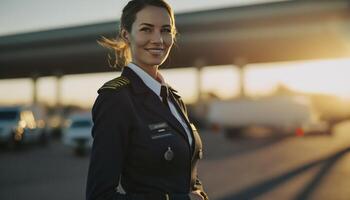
left=123, top=6, right=175, bottom=69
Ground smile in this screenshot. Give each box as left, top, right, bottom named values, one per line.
left=145, top=48, right=164, bottom=55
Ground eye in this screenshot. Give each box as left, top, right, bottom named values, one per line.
left=161, top=28, right=172, bottom=33
left=140, top=27, right=152, bottom=33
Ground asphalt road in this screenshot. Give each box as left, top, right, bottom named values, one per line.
left=1, top=121, right=350, bottom=200
left=200, top=122, right=350, bottom=200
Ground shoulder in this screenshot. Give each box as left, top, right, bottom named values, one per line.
left=97, top=76, right=130, bottom=94
left=93, top=76, right=132, bottom=115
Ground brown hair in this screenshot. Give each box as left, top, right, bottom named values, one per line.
left=98, top=0, right=177, bottom=69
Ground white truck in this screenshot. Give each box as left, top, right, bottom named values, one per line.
left=206, top=95, right=329, bottom=138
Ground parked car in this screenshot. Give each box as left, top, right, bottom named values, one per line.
left=62, top=113, right=93, bottom=155
left=0, top=105, right=48, bottom=149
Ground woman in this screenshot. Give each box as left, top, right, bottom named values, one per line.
left=86, top=1, right=208, bottom=200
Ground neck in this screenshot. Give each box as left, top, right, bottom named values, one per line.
left=132, top=62, right=161, bottom=83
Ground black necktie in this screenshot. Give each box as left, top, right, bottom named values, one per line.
left=160, top=85, right=170, bottom=110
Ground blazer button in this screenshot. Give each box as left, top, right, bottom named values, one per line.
left=164, top=147, right=174, bottom=161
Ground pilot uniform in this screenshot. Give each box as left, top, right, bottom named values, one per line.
left=86, top=63, right=208, bottom=200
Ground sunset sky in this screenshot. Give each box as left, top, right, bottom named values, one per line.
left=1, top=58, right=350, bottom=107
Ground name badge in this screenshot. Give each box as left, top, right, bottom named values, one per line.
left=148, top=122, right=169, bottom=131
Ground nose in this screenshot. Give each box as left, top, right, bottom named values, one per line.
left=150, top=30, right=163, bottom=44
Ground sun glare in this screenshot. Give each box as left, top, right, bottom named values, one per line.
left=246, top=58, right=350, bottom=99
left=1, top=58, right=350, bottom=106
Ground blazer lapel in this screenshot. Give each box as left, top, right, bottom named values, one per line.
left=168, top=88, right=193, bottom=128
left=168, top=89, right=203, bottom=159
left=142, top=92, right=190, bottom=141
left=168, top=89, right=201, bottom=154
left=121, top=67, right=189, bottom=142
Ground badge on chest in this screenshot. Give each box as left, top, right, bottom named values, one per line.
left=148, top=122, right=176, bottom=162
left=148, top=122, right=173, bottom=140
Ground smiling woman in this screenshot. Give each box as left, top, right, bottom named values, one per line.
left=86, top=1, right=208, bottom=200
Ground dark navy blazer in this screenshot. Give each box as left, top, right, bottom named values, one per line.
left=86, top=67, right=208, bottom=200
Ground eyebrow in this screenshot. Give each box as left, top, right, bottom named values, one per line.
left=139, top=23, right=171, bottom=28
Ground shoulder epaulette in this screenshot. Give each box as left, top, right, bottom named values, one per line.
left=98, top=76, right=130, bottom=94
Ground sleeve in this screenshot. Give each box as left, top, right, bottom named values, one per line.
left=86, top=90, right=132, bottom=200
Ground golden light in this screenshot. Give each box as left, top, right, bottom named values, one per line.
left=20, top=111, right=36, bottom=129
left=246, top=58, right=350, bottom=99
left=18, top=120, right=27, bottom=128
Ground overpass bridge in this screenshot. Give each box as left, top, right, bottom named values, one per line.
left=0, top=0, right=349, bottom=103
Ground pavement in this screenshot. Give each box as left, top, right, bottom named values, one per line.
left=1, top=121, right=350, bottom=200
left=199, top=121, right=350, bottom=200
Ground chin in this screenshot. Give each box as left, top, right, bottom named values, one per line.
left=146, top=58, right=166, bottom=66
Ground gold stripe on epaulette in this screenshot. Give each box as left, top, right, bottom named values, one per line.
left=106, top=77, right=128, bottom=86
left=98, top=76, right=130, bottom=93
left=119, top=79, right=128, bottom=84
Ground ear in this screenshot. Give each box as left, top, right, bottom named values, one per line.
left=120, top=29, right=130, bottom=43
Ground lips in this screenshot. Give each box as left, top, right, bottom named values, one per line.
left=145, top=48, right=164, bottom=55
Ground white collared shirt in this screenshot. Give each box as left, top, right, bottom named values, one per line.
left=126, top=63, right=193, bottom=145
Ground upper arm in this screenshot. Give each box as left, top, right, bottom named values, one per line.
left=86, top=90, right=132, bottom=200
